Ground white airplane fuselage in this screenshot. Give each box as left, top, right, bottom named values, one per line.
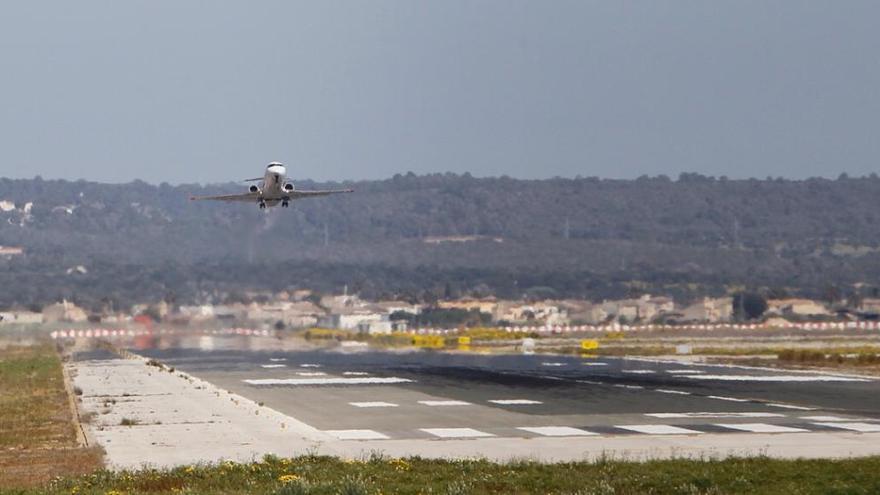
left=255, top=162, right=293, bottom=207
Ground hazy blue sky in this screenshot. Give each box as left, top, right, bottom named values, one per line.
left=1, top=1, right=878, bottom=184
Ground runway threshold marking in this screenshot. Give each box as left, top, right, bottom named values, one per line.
left=296, top=371, right=327, bottom=376
left=418, top=400, right=472, bottom=407
left=268, top=358, right=286, bottom=362
left=420, top=428, right=494, bottom=438
left=488, top=399, right=543, bottom=405
left=325, top=429, right=389, bottom=440
left=349, top=401, right=398, bottom=408
left=517, top=426, right=596, bottom=437
left=622, top=370, right=655, bottom=374
left=343, top=371, right=370, bottom=376
left=655, top=389, right=691, bottom=395
left=813, top=422, right=880, bottom=432
left=714, top=423, right=808, bottom=433
left=261, top=364, right=286, bottom=368
left=802, top=415, right=852, bottom=421
left=299, top=364, right=322, bottom=368
left=616, top=424, right=703, bottom=435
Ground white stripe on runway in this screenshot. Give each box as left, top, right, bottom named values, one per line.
left=518, top=426, right=596, bottom=437
left=617, top=424, right=703, bottom=435
left=622, top=370, right=655, bottom=374
left=687, top=374, right=868, bottom=382
left=706, top=395, right=751, bottom=402
left=655, top=389, right=691, bottom=395
left=243, top=377, right=413, bottom=386
left=646, top=412, right=784, bottom=419
left=666, top=369, right=704, bottom=374
left=299, top=364, right=322, bottom=368
left=421, top=428, right=494, bottom=438
left=715, top=423, right=808, bottom=433
left=541, top=362, right=567, bottom=367
left=813, top=422, right=880, bottom=432
left=582, top=362, right=608, bottom=366
left=261, top=364, right=286, bottom=368
left=766, top=403, right=816, bottom=411
left=269, top=358, right=286, bottom=362
left=801, top=416, right=850, bottom=422
left=296, top=371, right=327, bottom=376
left=418, top=400, right=471, bottom=407
left=349, top=401, right=398, bottom=408
left=343, top=371, right=370, bottom=376
left=325, top=429, right=389, bottom=440
left=488, top=399, right=542, bottom=405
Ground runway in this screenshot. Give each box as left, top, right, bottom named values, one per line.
left=134, top=345, right=880, bottom=443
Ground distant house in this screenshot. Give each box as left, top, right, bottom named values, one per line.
left=438, top=297, right=498, bottom=315
left=0, top=310, right=43, bottom=324
left=680, top=297, right=733, bottom=322
left=319, top=310, right=386, bottom=330
left=767, top=299, right=830, bottom=317
left=42, top=300, right=88, bottom=323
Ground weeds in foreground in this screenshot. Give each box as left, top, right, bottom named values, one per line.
left=21, top=454, right=880, bottom=495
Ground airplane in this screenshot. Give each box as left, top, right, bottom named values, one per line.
left=190, top=162, right=353, bottom=209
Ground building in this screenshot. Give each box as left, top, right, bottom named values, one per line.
left=767, top=299, right=830, bottom=317
left=0, top=310, right=43, bottom=324
left=42, top=300, right=88, bottom=323
left=437, top=297, right=498, bottom=315
left=680, top=297, right=733, bottom=322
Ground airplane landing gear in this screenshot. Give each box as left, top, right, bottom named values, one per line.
left=282, top=200, right=289, bottom=208
left=259, top=200, right=267, bottom=210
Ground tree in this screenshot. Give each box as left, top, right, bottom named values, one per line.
left=732, top=292, right=768, bottom=320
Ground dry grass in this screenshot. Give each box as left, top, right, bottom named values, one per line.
left=0, top=342, right=103, bottom=488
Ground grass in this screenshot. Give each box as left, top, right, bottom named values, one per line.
left=4, top=454, right=877, bottom=494
left=0, top=342, right=103, bottom=487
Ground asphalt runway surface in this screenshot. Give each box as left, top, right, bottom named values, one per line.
left=133, top=343, right=880, bottom=442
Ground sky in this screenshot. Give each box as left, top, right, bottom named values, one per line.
left=0, top=1, right=879, bottom=184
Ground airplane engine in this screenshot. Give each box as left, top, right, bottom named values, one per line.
left=249, top=185, right=260, bottom=193
left=283, top=183, right=295, bottom=192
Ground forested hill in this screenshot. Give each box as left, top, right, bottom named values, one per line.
left=1, top=173, right=880, bottom=309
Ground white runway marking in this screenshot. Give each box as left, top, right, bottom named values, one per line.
left=518, top=426, right=596, bottom=437
left=421, top=428, right=494, bottom=438
left=646, top=412, right=784, bottom=419
left=715, top=423, right=808, bottom=433
left=343, top=371, right=370, bottom=376
left=614, top=384, right=644, bottom=389
left=666, top=369, right=704, bottom=374
left=296, top=371, right=328, bottom=376
left=269, top=358, right=286, bottom=362
left=617, top=424, right=703, bottom=435
left=767, top=403, right=816, bottom=411
left=349, top=401, right=398, bottom=408
left=813, top=422, right=880, bottom=432
left=260, top=364, right=286, bottom=368
left=243, top=377, right=413, bottom=386
left=488, top=399, right=543, bottom=405
left=655, top=389, right=691, bottom=395
left=622, top=370, right=655, bottom=374
left=687, top=374, right=868, bottom=382
left=706, top=395, right=751, bottom=402
left=325, top=429, right=389, bottom=440
left=541, top=362, right=567, bottom=367
left=299, top=364, right=322, bottom=368
left=581, top=362, right=608, bottom=366
left=418, top=400, right=472, bottom=407
left=802, top=415, right=850, bottom=422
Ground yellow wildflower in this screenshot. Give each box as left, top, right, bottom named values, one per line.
left=278, top=474, right=301, bottom=483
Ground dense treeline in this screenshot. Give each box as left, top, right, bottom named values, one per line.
left=1, top=173, right=880, bottom=309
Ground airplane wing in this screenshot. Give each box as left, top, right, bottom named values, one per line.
left=189, top=192, right=261, bottom=202
left=287, top=188, right=354, bottom=199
